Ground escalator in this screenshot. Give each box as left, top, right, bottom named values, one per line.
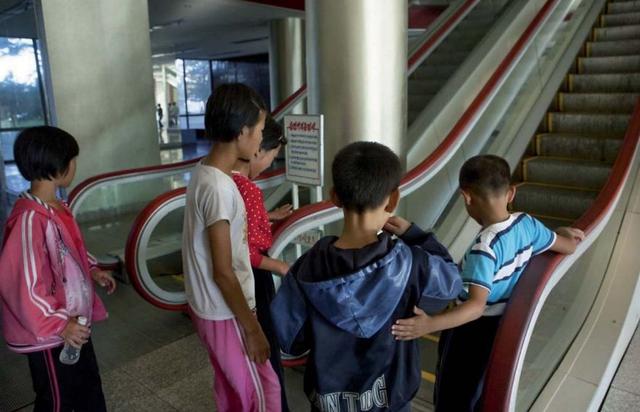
left=514, top=2, right=639, bottom=228
left=122, top=0, right=640, bottom=410
left=71, top=0, right=510, bottom=270
left=408, top=0, right=511, bottom=124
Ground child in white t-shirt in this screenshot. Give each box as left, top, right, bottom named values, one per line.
left=182, top=83, right=280, bottom=411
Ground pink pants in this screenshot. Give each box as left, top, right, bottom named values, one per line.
left=191, top=310, right=282, bottom=412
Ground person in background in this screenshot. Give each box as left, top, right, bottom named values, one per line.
left=156, top=103, right=163, bottom=129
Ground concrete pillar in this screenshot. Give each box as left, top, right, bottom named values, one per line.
left=306, top=0, right=407, bottom=188
left=35, top=0, right=160, bottom=187
left=269, top=17, right=305, bottom=112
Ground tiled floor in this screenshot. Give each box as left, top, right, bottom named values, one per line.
left=601, top=326, right=640, bottom=411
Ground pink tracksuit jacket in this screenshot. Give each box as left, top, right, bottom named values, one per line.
left=0, top=192, right=107, bottom=353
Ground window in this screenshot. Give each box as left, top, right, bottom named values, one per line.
left=0, top=37, right=48, bottom=194
left=176, top=55, right=270, bottom=130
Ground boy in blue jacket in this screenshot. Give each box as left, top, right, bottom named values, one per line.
left=271, top=142, right=462, bottom=411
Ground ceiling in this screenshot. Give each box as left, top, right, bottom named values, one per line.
left=0, top=0, right=456, bottom=65
left=0, top=0, right=302, bottom=64
left=148, top=0, right=302, bottom=64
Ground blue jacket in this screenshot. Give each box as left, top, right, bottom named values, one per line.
left=271, top=224, right=462, bottom=411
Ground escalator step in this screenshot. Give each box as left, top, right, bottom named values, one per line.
left=523, top=157, right=611, bottom=190
left=513, top=183, right=598, bottom=220
left=578, top=55, right=640, bottom=74
left=601, top=12, right=640, bottom=27
left=559, top=92, right=639, bottom=113
left=593, top=24, right=640, bottom=41
left=587, top=39, right=640, bottom=57
left=569, top=73, right=640, bottom=93
left=408, top=92, right=436, bottom=108
left=608, top=1, right=640, bottom=15
left=536, top=133, right=623, bottom=162
left=548, top=112, right=631, bottom=137
left=410, top=65, right=458, bottom=80
left=410, top=78, right=447, bottom=95
left=427, top=50, right=470, bottom=65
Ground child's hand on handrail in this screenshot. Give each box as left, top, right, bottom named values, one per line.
left=269, top=204, right=294, bottom=221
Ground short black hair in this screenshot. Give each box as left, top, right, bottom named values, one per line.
left=261, top=116, right=286, bottom=151
left=459, top=155, right=511, bottom=196
left=13, top=126, right=79, bottom=182
left=205, top=83, right=267, bottom=142
left=332, top=142, right=402, bottom=212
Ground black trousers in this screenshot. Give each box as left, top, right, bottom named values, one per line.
left=434, top=315, right=502, bottom=412
left=253, top=266, right=290, bottom=412
left=27, top=339, right=106, bottom=412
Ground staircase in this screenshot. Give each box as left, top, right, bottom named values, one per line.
left=407, top=0, right=513, bottom=125
left=513, top=0, right=640, bottom=228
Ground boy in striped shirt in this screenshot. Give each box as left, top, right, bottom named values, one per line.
left=392, top=155, right=584, bottom=412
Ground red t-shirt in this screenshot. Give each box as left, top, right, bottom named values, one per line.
left=232, top=173, right=272, bottom=268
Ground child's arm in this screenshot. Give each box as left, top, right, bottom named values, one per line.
left=256, top=256, right=289, bottom=277
left=385, top=216, right=454, bottom=262
left=386, top=215, right=462, bottom=314
left=86, top=252, right=116, bottom=294
left=207, top=221, right=270, bottom=363
left=268, top=203, right=293, bottom=221
left=392, top=285, right=489, bottom=339
left=549, top=226, right=585, bottom=254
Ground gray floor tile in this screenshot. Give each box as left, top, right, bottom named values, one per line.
left=155, top=366, right=216, bottom=412
left=601, top=387, right=640, bottom=412
left=119, top=334, right=210, bottom=393
left=610, top=326, right=640, bottom=395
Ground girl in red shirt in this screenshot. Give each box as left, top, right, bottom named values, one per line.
left=232, top=116, right=291, bottom=411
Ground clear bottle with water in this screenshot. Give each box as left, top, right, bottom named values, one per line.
left=59, top=316, right=87, bottom=365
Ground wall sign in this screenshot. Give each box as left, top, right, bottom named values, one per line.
left=284, top=114, right=324, bottom=187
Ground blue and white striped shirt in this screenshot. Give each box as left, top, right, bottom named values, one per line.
left=459, top=213, right=556, bottom=316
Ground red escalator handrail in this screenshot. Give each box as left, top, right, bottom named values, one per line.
left=272, top=0, right=560, bottom=247
left=482, top=99, right=640, bottom=411
left=125, top=187, right=188, bottom=311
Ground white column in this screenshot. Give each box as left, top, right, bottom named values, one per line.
left=269, top=17, right=305, bottom=112
left=35, top=0, right=160, bottom=187
left=306, top=0, right=407, bottom=188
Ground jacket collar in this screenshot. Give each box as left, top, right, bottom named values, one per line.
left=17, top=191, right=87, bottom=272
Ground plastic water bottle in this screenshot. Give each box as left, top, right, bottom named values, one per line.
left=59, top=316, right=87, bottom=365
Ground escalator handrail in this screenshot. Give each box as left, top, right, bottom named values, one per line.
left=125, top=187, right=188, bottom=311
left=270, top=0, right=561, bottom=259
left=482, top=99, right=640, bottom=411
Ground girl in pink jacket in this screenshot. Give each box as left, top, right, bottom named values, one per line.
left=0, top=126, right=116, bottom=411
